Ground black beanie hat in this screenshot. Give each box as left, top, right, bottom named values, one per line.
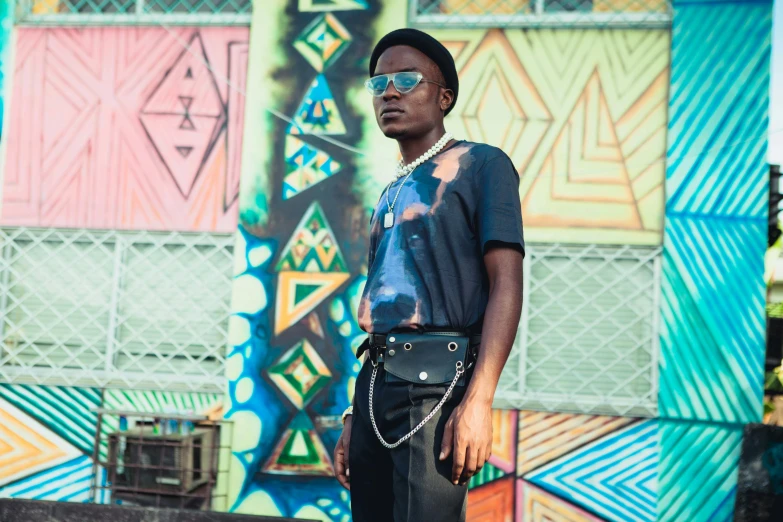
left=369, top=28, right=459, bottom=116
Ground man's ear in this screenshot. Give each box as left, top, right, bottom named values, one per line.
left=440, top=89, right=454, bottom=113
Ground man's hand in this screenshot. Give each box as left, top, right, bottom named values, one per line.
left=439, top=398, right=493, bottom=485
left=334, top=417, right=352, bottom=489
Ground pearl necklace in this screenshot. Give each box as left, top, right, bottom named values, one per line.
left=394, top=132, right=453, bottom=179
left=383, top=132, right=454, bottom=229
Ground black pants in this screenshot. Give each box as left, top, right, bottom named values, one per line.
left=349, top=359, right=470, bottom=522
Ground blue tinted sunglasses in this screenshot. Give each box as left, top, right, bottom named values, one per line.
left=365, top=72, right=447, bottom=97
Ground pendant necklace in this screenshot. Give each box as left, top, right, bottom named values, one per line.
left=383, top=132, right=453, bottom=229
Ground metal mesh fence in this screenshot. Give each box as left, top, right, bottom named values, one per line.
left=0, top=227, right=233, bottom=392
left=411, top=0, right=672, bottom=27
left=496, top=243, right=660, bottom=417
left=15, top=0, right=251, bottom=24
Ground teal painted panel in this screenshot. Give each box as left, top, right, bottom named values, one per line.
left=660, top=0, right=772, bottom=425
left=666, top=0, right=772, bottom=218
left=658, top=419, right=742, bottom=522
left=659, top=217, right=765, bottom=423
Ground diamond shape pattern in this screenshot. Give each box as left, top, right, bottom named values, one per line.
left=293, top=14, right=352, bottom=73
left=268, top=339, right=332, bottom=409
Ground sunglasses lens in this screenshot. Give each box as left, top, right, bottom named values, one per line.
left=393, top=72, right=421, bottom=93
left=366, top=76, right=389, bottom=96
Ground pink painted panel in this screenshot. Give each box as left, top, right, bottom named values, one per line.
left=2, top=27, right=249, bottom=232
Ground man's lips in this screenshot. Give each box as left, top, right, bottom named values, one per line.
left=381, top=106, right=404, bottom=119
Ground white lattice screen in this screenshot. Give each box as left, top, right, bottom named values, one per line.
left=0, top=228, right=233, bottom=392
left=495, top=243, right=660, bottom=417
left=411, top=0, right=673, bottom=27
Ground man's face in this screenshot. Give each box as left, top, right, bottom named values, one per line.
left=372, top=46, right=452, bottom=140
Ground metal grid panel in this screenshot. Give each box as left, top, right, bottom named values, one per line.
left=15, top=0, right=251, bottom=25
left=495, top=243, right=660, bottom=417
left=0, top=228, right=233, bottom=392
left=411, top=0, right=672, bottom=28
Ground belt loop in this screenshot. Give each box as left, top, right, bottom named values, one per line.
left=369, top=346, right=379, bottom=368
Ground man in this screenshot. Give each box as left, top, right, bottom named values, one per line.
left=333, top=28, right=524, bottom=522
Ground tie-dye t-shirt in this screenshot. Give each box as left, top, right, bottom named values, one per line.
left=357, top=141, right=525, bottom=334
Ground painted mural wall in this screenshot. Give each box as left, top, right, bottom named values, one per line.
left=2, top=26, right=247, bottom=231
left=0, top=25, right=244, bottom=503
left=221, top=0, right=771, bottom=521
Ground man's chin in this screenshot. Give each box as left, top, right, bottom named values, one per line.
left=381, top=124, right=407, bottom=139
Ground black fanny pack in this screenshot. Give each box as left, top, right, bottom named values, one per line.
left=359, top=331, right=481, bottom=387
left=384, top=332, right=471, bottom=386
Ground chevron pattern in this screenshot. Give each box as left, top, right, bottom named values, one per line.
left=466, top=476, right=515, bottom=522
left=525, top=420, right=657, bottom=522
left=665, top=1, right=772, bottom=219
left=659, top=217, right=765, bottom=423
left=0, top=455, right=106, bottom=503
left=659, top=0, right=771, bottom=427
left=0, top=385, right=100, bottom=456
left=658, top=419, right=742, bottom=522
left=0, top=399, right=81, bottom=487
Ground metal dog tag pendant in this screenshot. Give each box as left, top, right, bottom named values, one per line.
left=384, top=212, right=394, bottom=229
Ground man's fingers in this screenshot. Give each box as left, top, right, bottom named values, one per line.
left=451, top=439, right=466, bottom=484
left=440, top=418, right=454, bottom=460
left=475, top=447, right=486, bottom=474
left=459, top=446, right=478, bottom=485
left=334, top=440, right=350, bottom=490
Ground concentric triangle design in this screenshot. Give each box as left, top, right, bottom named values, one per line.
left=267, top=338, right=332, bottom=409
left=287, top=75, right=346, bottom=135
left=275, top=272, right=350, bottom=335
left=466, top=475, right=515, bottom=521
left=262, top=410, right=334, bottom=476
left=298, top=0, right=368, bottom=12
left=275, top=201, right=348, bottom=273
left=525, top=420, right=658, bottom=522
left=283, top=136, right=341, bottom=200
left=293, top=14, right=352, bottom=73
left=524, top=69, right=640, bottom=230
left=0, top=399, right=81, bottom=487
left=517, top=480, right=604, bottom=522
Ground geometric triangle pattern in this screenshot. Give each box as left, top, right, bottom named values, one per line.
left=267, top=339, right=332, bottom=409
left=283, top=136, right=341, bottom=200
left=298, top=0, right=368, bottom=11
left=293, top=14, right=352, bottom=73
left=262, top=410, right=334, bottom=476
left=0, top=399, right=81, bottom=487
left=525, top=420, right=658, bottom=522
left=275, top=271, right=350, bottom=335
left=523, top=70, right=641, bottom=231
left=516, top=480, right=604, bottom=522
left=0, top=385, right=101, bottom=456
left=287, top=74, right=346, bottom=135
left=466, top=475, right=514, bottom=522
left=517, top=411, right=636, bottom=476
left=139, top=33, right=226, bottom=199
left=275, top=201, right=348, bottom=273
left=467, top=461, right=507, bottom=490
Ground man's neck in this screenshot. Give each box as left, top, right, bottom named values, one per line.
left=398, top=125, right=448, bottom=165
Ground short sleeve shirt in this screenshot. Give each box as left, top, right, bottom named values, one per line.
left=357, top=141, right=525, bottom=334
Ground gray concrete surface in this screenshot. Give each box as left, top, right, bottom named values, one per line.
left=0, top=499, right=303, bottom=522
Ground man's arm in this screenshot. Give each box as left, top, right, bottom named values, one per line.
left=439, top=245, right=523, bottom=485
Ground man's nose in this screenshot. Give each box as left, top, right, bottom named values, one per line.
left=382, top=80, right=401, bottom=101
